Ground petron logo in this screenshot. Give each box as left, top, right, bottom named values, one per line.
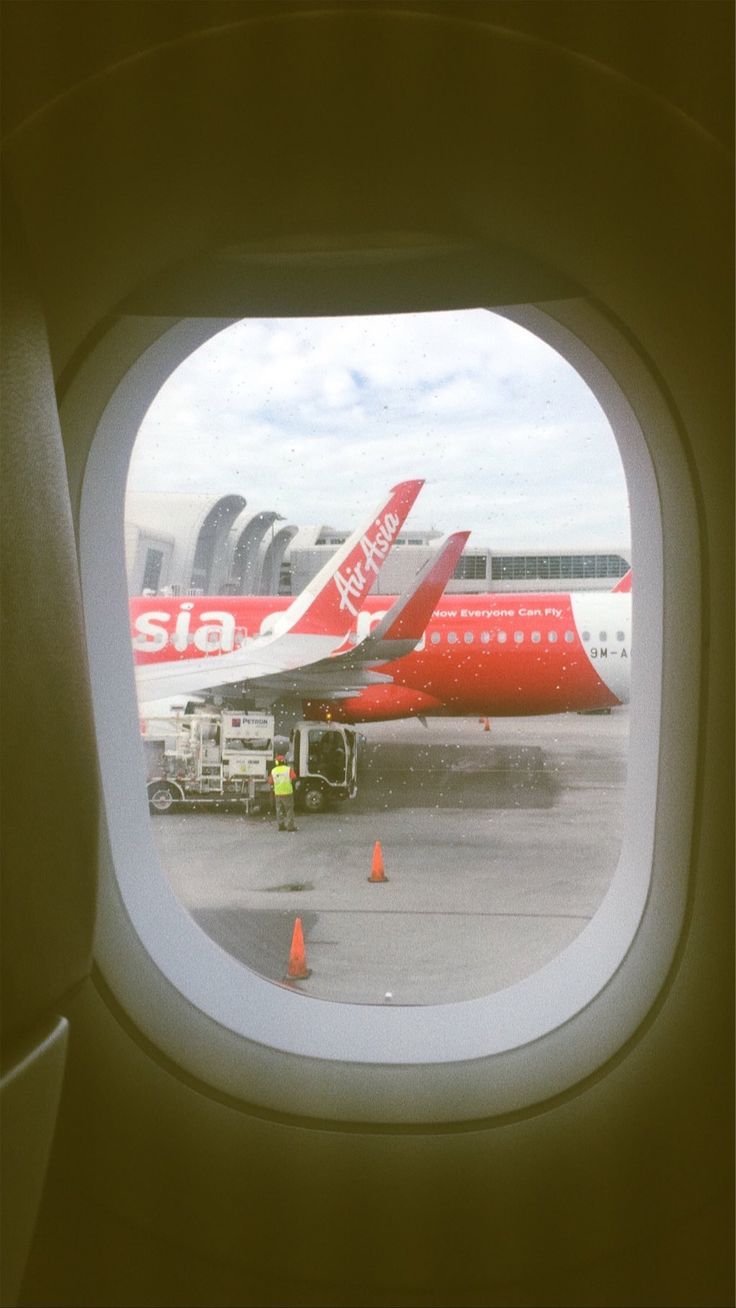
left=333, top=512, right=401, bottom=619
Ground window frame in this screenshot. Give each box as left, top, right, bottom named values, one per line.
left=74, top=298, right=699, bottom=1124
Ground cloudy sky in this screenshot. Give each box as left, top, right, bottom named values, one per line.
left=127, top=310, right=630, bottom=550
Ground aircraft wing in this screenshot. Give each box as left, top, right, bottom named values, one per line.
left=135, top=479, right=424, bottom=703
left=232, top=531, right=471, bottom=698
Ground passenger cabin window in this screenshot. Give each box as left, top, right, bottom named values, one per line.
left=125, top=308, right=630, bottom=1006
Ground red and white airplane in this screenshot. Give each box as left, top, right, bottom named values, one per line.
left=132, top=480, right=631, bottom=723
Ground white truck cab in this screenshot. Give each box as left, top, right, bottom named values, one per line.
left=290, top=723, right=360, bottom=813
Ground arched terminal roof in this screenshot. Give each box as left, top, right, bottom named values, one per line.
left=125, top=492, right=297, bottom=595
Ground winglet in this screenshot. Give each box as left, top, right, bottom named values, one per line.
left=612, top=569, right=632, bottom=593
left=134, top=480, right=425, bottom=703
left=276, top=479, right=424, bottom=638
left=371, top=531, right=471, bottom=643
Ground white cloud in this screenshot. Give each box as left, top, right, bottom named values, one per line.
left=127, top=310, right=630, bottom=548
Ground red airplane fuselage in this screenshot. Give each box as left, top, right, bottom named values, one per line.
left=131, top=590, right=631, bottom=721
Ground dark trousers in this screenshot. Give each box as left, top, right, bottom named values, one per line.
left=275, top=793, right=296, bottom=830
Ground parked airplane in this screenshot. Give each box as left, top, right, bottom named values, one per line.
left=131, top=566, right=632, bottom=721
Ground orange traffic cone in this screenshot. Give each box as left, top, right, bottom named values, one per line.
left=286, top=916, right=311, bottom=979
left=368, top=840, right=388, bottom=883
left=483, top=717, right=491, bottom=732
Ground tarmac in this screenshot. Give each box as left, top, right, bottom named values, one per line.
left=150, top=710, right=629, bottom=1005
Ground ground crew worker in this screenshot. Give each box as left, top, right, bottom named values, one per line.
left=268, top=753, right=298, bottom=832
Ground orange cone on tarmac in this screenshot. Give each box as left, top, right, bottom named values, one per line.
left=286, top=916, right=311, bottom=979
left=368, top=840, right=388, bottom=883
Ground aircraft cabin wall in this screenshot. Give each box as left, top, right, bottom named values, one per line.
left=1, top=4, right=733, bottom=1307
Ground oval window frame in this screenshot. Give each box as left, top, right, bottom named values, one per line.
left=74, top=295, right=699, bottom=1124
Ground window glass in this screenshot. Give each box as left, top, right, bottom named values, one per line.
left=126, top=308, right=630, bottom=1006
left=453, top=555, right=487, bottom=580
left=143, top=548, right=164, bottom=591
left=490, top=552, right=630, bottom=583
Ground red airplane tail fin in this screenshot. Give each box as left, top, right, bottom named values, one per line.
left=612, top=569, right=632, bottom=593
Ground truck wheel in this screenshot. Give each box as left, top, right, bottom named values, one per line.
left=148, top=782, right=177, bottom=814
left=302, top=783, right=326, bottom=814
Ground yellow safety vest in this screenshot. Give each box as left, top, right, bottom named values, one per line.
left=271, top=764, right=294, bottom=796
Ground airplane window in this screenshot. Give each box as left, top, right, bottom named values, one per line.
left=599, top=631, right=608, bottom=642
left=118, top=305, right=631, bottom=1021
left=616, top=631, right=625, bottom=642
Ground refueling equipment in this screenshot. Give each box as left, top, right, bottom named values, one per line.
left=142, top=710, right=359, bottom=815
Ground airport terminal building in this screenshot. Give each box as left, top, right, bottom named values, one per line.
left=125, top=493, right=297, bottom=598
left=126, top=492, right=630, bottom=598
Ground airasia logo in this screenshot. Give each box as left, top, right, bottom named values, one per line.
left=133, top=603, right=239, bottom=654
left=132, top=593, right=428, bottom=658
left=333, top=511, right=401, bottom=618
